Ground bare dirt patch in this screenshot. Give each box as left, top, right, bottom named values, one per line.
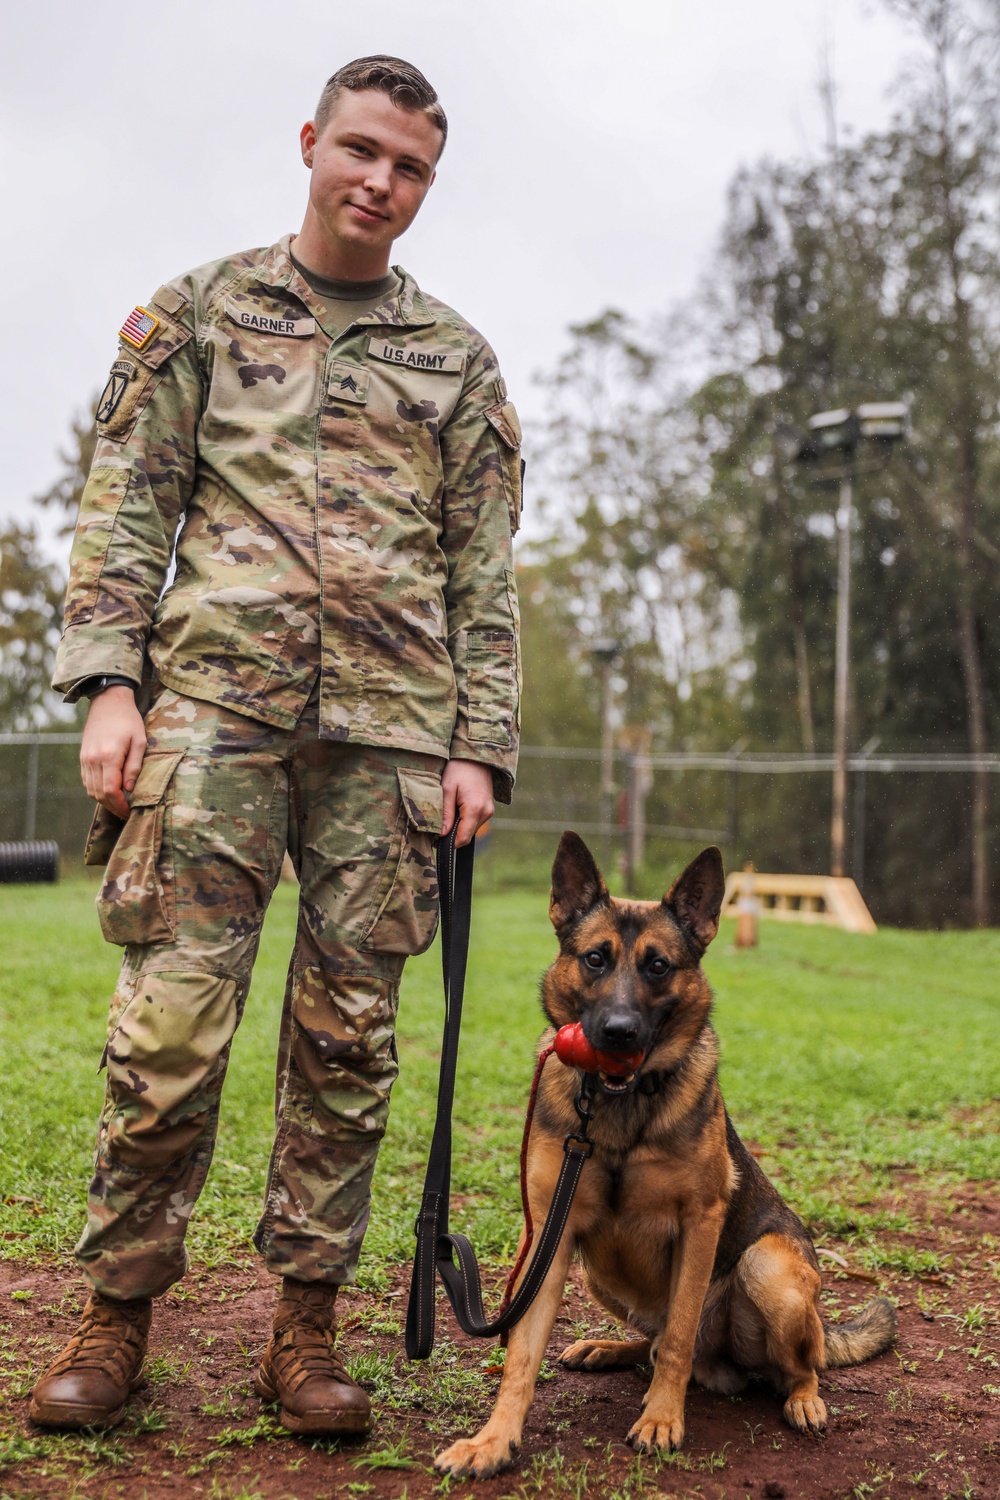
left=1, top=1189, right=998, bottom=1500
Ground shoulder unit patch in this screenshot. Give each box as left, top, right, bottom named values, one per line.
left=96, top=359, right=137, bottom=424
left=119, top=306, right=161, bottom=350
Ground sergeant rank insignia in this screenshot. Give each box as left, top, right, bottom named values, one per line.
left=119, top=306, right=160, bottom=350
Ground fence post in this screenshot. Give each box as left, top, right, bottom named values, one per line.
left=623, top=752, right=653, bottom=894
left=621, top=728, right=653, bottom=894
left=734, top=860, right=759, bottom=948
left=598, top=661, right=616, bottom=872
left=727, top=740, right=747, bottom=854
left=24, top=737, right=39, bottom=841
left=852, top=736, right=879, bottom=894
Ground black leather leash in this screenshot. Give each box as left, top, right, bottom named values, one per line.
left=405, top=828, right=595, bottom=1360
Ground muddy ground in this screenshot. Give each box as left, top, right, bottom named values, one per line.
left=1, top=1188, right=998, bottom=1500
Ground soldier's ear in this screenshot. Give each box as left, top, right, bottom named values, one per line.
left=300, top=120, right=318, bottom=168
left=663, top=846, right=725, bottom=957
left=550, top=832, right=610, bottom=942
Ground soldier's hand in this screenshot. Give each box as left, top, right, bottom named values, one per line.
left=80, top=686, right=147, bottom=820
left=442, top=760, right=494, bottom=848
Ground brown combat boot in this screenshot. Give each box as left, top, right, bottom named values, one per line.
left=254, top=1278, right=371, bottom=1435
left=29, top=1291, right=152, bottom=1429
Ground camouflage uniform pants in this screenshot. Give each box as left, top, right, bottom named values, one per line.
left=78, top=687, right=444, bottom=1301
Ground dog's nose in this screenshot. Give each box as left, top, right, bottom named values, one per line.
left=600, top=1014, right=639, bottom=1050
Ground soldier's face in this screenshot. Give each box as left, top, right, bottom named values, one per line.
left=300, top=90, right=440, bottom=261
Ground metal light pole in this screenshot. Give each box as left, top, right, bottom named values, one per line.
left=590, top=639, right=621, bottom=871
left=830, top=467, right=853, bottom=877
left=797, top=403, right=908, bottom=879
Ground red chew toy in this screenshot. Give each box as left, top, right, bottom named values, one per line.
left=553, top=1022, right=644, bottom=1077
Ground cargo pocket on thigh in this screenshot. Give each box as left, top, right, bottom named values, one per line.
left=96, top=750, right=184, bottom=946
left=361, top=768, right=444, bottom=956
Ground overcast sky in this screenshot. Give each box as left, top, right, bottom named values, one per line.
left=2, top=0, right=915, bottom=554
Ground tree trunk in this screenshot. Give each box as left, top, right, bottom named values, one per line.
left=947, top=251, right=990, bottom=925
left=792, top=619, right=816, bottom=755
left=931, top=14, right=992, bottom=923
left=955, top=568, right=989, bottom=925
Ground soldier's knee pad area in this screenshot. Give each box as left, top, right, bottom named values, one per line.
left=285, top=966, right=399, bottom=1134
left=102, top=969, right=241, bottom=1168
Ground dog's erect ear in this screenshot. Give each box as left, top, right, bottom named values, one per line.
left=550, top=831, right=610, bottom=939
left=663, top=846, right=726, bottom=956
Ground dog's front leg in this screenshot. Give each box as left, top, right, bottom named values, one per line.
left=434, top=1226, right=575, bottom=1480
left=628, top=1204, right=725, bottom=1454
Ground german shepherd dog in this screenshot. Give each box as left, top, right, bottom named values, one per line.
left=435, top=834, right=895, bottom=1480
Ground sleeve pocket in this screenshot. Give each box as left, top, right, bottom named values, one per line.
left=96, top=750, right=184, bottom=947
left=63, top=466, right=132, bottom=628
left=485, top=400, right=523, bottom=534
left=467, top=630, right=516, bottom=747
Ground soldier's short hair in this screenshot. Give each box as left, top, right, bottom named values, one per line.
left=315, top=56, right=448, bottom=155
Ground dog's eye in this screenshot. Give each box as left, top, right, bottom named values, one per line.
left=582, top=949, right=605, bottom=971
left=647, top=957, right=671, bottom=978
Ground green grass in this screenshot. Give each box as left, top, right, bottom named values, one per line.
left=1, top=880, right=998, bottom=1270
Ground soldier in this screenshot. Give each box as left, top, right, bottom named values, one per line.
left=31, top=56, right=521, bottom=1438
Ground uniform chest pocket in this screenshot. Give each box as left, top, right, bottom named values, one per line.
left=205, top=323, right=321, bottom=423
left=96, top=751, right=184, bottom=946
left=365, top=352, right=464, bottom=432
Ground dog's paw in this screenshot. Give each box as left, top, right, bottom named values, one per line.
left=434, top=1433, right=519, bottom=1480
left=783, top=1393, right=827, bottom=1434
left=559, top=1338, right=647, bottom=1371
left=626, top=1409, right=684, bottom=1453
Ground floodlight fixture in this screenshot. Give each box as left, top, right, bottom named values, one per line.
left=589, top=637, right=622, bottom=666
left=792, top=399, right=910, bottom=881
left=796, top=402, right=910, bottom=461
left=795, top=409, right=852, bottom=460
left=856, top=401, right=909, bottom=442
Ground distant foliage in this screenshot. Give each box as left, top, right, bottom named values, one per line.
left=525, top=0, right=1000, bottom=924
left=4, top=398, right=98, bottom=731
left=34, top=402, right=99, bottom=536
left=0, top=522, right=66, bottom=732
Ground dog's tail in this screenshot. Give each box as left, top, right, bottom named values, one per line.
left=822, top=1297, right=896, bottom=1368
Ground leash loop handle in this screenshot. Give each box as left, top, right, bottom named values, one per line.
left=405, top=828, right=590, bottom=1360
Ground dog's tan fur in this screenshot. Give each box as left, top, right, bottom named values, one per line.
left=435, top=835, right=895, bottom=1480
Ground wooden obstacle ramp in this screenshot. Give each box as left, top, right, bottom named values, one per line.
left=721, top=870, right=876, bottom=933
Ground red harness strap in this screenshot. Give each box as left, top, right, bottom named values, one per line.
left=497, top=1042, right=556, bottom=1341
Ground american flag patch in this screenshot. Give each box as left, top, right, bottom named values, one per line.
left=119, top=306, right=160, bottom=349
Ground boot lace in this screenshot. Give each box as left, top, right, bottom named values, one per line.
left=270, top=1325, right=354, bottom=1395
left=46, top=1300, right=149, bottom=1382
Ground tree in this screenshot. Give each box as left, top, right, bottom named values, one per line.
left=0, top=396, right=98, bottom=731
left=876, top=0, right=1000, bottom=923
left=526, top=310, right=747, bottom=748
left=34, top=401, right=98, bottom=534
left=525, top=0, right=1000, bottom=924
left=0, top=523, right=65, bottom=731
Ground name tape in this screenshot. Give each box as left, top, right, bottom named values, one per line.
left=226, top=301, right=316, bottom=338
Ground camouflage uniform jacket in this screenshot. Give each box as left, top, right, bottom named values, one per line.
left=53, top=235, right=522, bottom=800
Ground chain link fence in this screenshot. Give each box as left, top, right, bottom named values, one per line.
left=2, top=733, right=997, bottom=924
left=0, top=735, right=93, bottom=857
